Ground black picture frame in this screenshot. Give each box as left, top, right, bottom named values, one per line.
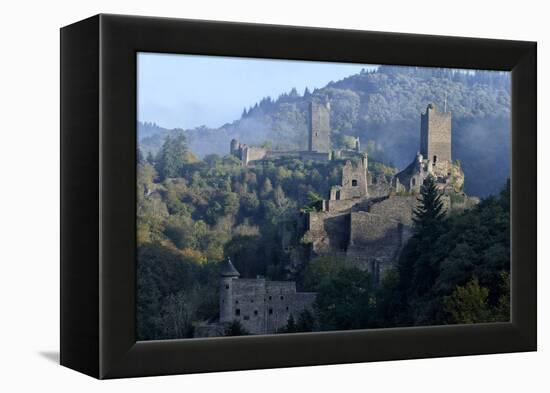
left=60, top=14, right=537, bottom=379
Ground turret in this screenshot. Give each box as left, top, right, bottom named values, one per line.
left=219, top=257, right=240, bottom=323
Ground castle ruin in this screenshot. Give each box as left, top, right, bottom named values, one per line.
left=198, top=102, right=474, bottom=336
left=303, top=103, right=468, bottom=280
left=230, top=100, right=360, bottom=166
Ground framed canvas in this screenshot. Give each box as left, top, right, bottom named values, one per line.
left=60, top=14, right=536, bottom=379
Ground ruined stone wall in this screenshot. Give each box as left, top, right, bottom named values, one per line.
left=368, top=182, right=392, bottom=198
left=299, top=151, right=331, bottom=162
left=420, top=104, right=451, bottom=164
left=264, top=150, right=301, bottom=160
left=344, top=195, right=418, bottom=278
left=308, top=102, right=331, bottom=153
left=326, top=198, right=359, bottom=213
left=368, top=195, right=417, bottom=226
left=346, top=212, right=404, bottom=275
left=305, top=210, right=350, bottom=255
left=340, top=159, right=368, bottom=199
left=242, top=146, right=268, bottom=165
left=329, top=158, right=368, bottom=201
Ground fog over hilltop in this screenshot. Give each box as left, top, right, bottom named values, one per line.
left=139, top=65, right=510, bottom=197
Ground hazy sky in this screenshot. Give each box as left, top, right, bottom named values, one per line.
left=138, top=52, right=375, bottom=130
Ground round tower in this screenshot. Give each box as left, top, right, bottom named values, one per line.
left=219, top=257, right=240, bottom=323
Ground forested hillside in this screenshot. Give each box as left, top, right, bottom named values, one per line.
left=136, top=134, right=510, bottom=339
left=139, top=65, right=510, bottom=197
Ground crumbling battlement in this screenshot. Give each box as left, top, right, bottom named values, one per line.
left=329, top=156, right=369, bottom=203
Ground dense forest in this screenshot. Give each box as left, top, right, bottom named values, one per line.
left=139, top=66, right=510, bottom=197
left=136, top=134, right=510, bottom=340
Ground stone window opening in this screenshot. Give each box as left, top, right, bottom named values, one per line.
left=235, top=300, right=239, bottom=304
left=225, top=284, right=229, bottom=289
left=352, top=179, right=358, bottom=187
left=254, top=310, right=258, bottom=316
left=269, top=308, right=273, bottom=315
left=433, top=155, right=437, bottom=164
left=235, top=309, right=241, bottom=316
left=286, top=306, right=289, bottom=311
left=243, top=316, right=250, bottom=321
left=412, top=178, right=416, bottom=186
left=336, top=190, right=341, bottom=200
left=280, top=295, right=284, bottom=300
left=268, top=296, right=272, bottom=301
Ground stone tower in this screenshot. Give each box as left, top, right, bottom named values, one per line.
left=420, top=103, right=451, bottom=165
left=230, top=139, right=240, bottom=156
left=219, top=257, right=240, bottom=323
left=329, top=154, right=369, bottom=200
left=308, top=101, right=331, bottom=153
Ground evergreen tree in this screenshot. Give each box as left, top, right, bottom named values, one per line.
left=396, top=175, right=447, bottom=323
left=413, top=175, right=446, bottom=230
left=146, top=151, right=155, bottom=165
left=224, top=320, right=249, bottom=336
left=156, top=133, right=188, bottom=179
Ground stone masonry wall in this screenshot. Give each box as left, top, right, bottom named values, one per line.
left=309, top=102, right=331, bottom=153
left=368, top=195, right=417, bottom=226
left=346, top=212, right=404, bottom=274
left=225, top=279, right=315, bottom=335
left=305, top=210, right=350, bottom=255
left=420, top=104, right=451, bottom=164
left=242, top=146, right=268, bottom=165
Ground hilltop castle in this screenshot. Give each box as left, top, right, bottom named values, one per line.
left=201, top=102, right=473, bottom=336
left=299, top=103, right=469, bottom=280
left=230, top=101, right=362, bottom=166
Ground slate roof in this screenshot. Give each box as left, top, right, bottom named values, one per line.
left=219, top=257, right=240, bottom=277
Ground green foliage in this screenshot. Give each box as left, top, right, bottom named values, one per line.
left=224, top=320, right=249, bottom=336
left=413, top=176, right=446, bottom=228
left=314, top=267, right=374, bottom=331
left=136, top=243, right=219, bottom=340
left=386, top=180, right=510, bottom=326
left=137, top=135, right=510, bottom=338
left=155, top=132, right=189, bottom=179
left=303, top=255, right=346, bottom=291
left=300, top=191, right=324, bottom=213
left=444, top=278, right=491, bottom=324
left=278, top=310, right=316, bottom=333
left=444, top=273, right=511, bottom=324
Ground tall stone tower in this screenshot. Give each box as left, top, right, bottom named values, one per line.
left=219, top=257, right=240, bottom=323
left=420, top=103, right=451, bottom=165
left=308, top=101, right=331, bottom=153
